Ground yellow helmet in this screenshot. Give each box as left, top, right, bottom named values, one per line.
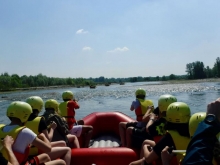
left=158, top=94, right=177, bottom=113
left=7, top=101, right=32, bottom=123
left=62, top=91, right=74, bottom=100
left=45, top=99, right=59, bottom=112
left=135, top=88, right=146, bottom=96
left=26, top=96, right=43, bottom=112
left=189, top=112, right=206, bottom=138
left=166, top=102, right=191, bottom=123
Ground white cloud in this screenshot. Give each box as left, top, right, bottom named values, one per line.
left=107, top=47, right=129, bottom=53
left=76, top=29, right=88, bottom=34
left=82, top=46, right=92, bottom=51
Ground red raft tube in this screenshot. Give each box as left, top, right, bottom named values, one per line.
left=71, top=111, right=140, bottom=165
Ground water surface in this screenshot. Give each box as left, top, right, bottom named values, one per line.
left=0, top=81, right=219, bottom=124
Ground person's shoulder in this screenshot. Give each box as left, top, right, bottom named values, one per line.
left=22, top=127, right=37, bottom=136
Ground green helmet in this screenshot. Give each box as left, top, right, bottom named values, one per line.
left=166, top=102, right=191, bottom=123
left=26, top=96, right=44, bottom=112
left=158, top=94, right=177, bottom=113
left=7, top=101, right=32, bottom=123
left=135, top=88, right=146, bottom=96
left=189, top=112, right=206, bottom=138
left=62, top=91, right=74, bottom=100
left=45, top=99, right=59, bottom=112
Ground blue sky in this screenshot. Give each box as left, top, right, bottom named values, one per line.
left=0, top=0, right=220, bottom=78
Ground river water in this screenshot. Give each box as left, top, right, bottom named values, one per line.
left=0, top=81, right=220, bottom=124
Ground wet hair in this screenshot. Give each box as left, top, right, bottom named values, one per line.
left=165, top=122, right=190, bottom=137
left=136, top=95, right=146, bottom=99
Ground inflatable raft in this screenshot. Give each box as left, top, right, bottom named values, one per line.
left=71, top=111, right=140, bottom=165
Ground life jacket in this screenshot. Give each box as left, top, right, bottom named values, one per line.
left=167, top=130, right=190, bottom=165
left=153, top=118, right=166, bottom=143
left=0, top=124, right=30, bottom=164
left=25, top=116, right=41, bottom=134
left=59, top=101, right=76, bottom=123
left=25, top=116, right=42, bottom=156
left=135, top=99, right=154, bottom=121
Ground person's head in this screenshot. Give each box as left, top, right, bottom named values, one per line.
left=189, top=112, right=206, bottom=138
left=26, top=96, right=44, bottom=115
left=7, top=101, right=32, bottom=125
left=135, top=88, right=146, bottom=99
left=166, top=102, right=191, bottom=137
left=158, top=94, right=177, bottom=117
left=62, top=91, right=74, bottom=101
left=45, top=99, right=59, bottom=113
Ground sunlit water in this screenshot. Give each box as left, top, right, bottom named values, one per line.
left=0, top=81, right=220, bottom=124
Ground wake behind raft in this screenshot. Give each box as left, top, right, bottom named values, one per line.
left=70, top=111, right=140, bottom=165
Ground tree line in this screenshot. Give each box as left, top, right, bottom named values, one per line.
left=0, top=57, right=219, bottom=91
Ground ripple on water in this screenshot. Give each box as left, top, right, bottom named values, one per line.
left=0, top=83, right=217, bottom=102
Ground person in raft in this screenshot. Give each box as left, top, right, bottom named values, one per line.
left=119, top=88, right=154, bottom=147
left=59, top=91, right=93, bottom=148
left=0, top=101, right=66, bottom=165
left=160, top=112, right=207, bottom=165
left=129, top=102, right=191, bottom=165
left=138, top=94, right=177, bottom=159
left=162, top=99, right=220, bottom=165
left=25, top=96, right=72, bottom=165
left=42, top=99, right=80, bottom=149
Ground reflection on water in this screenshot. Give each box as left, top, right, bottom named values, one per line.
left=0, top=81, right=220, bottom=124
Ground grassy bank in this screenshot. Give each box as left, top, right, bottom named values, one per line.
left=162, top=78, right=220, bottom=84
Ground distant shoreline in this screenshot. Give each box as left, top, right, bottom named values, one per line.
left=0, top=78, right=219, bottom=94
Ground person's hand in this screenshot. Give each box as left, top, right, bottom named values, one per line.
left=161, top=146, right=174, bottom=165
left=147, top=105, right=154, bottom=111
left=50, top=121, right=57, bottom=129
left=207, top=98, right=220, bottom=122
left=3, top=135, right=14, bottom=149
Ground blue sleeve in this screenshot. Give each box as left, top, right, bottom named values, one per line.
left=181, top=121, right=220, bottom=165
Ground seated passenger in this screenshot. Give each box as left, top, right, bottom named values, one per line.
left=119, top=88, right=154, bottom=147
left=42, top=99, right=80, bottom=149
left=0, top=101, right=53, bottom=165
left=0, top=136, right=66, bottom=165
left=161, top=112, right=206, bottom=165
left=59, top=91, right=93, bottom=148
left=25, top=96, right=71, bottom=165
left=181, top=98, right=220, bottom=165
left=129, top=102, right=191, bottom=165
left=139, top=94, right=177, bottom=158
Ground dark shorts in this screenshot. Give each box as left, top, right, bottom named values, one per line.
left=21, top=156, right=40, bottom=165
left=131, top=127, right=153, bottom=148
left=126, top=122, right=138, bottom=128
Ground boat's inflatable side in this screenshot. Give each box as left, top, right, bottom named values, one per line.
left=71, top=148, right=140, bottom=165
left=72, top=112, right=139, bottom=165
left=83, top=111, right=135, bottom=138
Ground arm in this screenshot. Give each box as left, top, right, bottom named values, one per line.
left=130, top=101, right=135, bottom=111
left=146, top=113, right=158, bottom=132
left=143, top=144, right=159, bottom=164
left=161, top=146, right=174, bottom=165
left=2, top=136, right=19, bottom=165
left=142, top=106, right=155, bottom=122
left=73, top=100, right=80, bottom=109
left=42, top=121, right=57, bottom=141
left=32, top=133, right=51, bottom=153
